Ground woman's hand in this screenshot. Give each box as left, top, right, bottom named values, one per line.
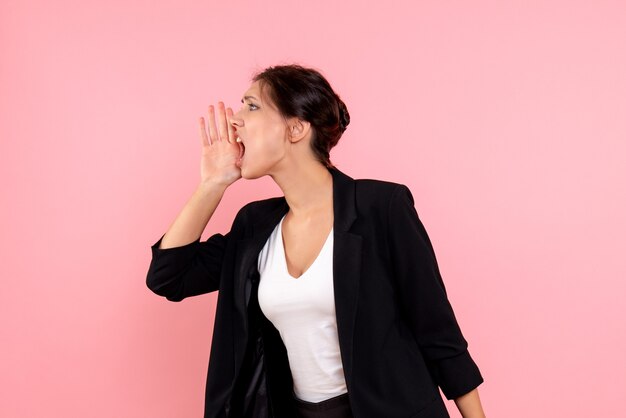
left=198, top=101, right=243, bottom=188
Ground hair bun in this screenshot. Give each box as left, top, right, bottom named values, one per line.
left=336, top=95, right=350, bottom=133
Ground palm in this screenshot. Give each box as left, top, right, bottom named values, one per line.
left=198, top=102, right=242, bottom=187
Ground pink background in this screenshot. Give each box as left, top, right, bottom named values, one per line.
left=2, top=0, right=625, bottom=417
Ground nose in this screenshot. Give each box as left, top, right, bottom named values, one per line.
left=230, top=109, right=244, bottom=129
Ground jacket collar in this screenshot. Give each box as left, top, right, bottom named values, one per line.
left=233, top=165, right=363, bottom=386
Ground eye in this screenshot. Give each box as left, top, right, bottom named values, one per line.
left=248, top=103, right=259, bottom=111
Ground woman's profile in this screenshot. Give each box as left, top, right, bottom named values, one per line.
left=146, top=64, right=486, bottom=418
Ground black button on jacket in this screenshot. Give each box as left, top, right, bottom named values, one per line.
left=146, top=166, right=484, bottom=418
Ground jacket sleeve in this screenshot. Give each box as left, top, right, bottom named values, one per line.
left=145, top=206, right=246, bottom=302
left=387, top=184, right=484, bottom=400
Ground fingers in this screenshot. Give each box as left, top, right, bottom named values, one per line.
left=204, top=102, right=234, bottom=145
left=216, top=102, right=230, bottom=143
left=226, top=107, right=236, bottom=143
left=207, top=105, right=219, bottom=142
left=199, top=117, right=210, bottom=146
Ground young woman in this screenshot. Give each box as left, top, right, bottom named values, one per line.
left=146, top=64, right=486, bottom=418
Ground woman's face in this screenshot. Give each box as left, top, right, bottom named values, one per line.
left=230, top=80, right=290, bottom=179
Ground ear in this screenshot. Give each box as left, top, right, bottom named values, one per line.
left=287, top=118, right=311, bottom=144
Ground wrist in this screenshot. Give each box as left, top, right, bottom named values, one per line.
left=197, top=179, right=228, bottom=196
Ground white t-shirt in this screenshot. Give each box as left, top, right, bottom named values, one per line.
left=257, top=213, right=348, bottom=402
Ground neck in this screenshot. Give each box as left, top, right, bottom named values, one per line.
left=270, top=160, right=333, bottom=220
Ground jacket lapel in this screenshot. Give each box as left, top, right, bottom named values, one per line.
left=232, top=166, right=363, bottom=387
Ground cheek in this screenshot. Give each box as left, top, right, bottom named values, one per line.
left=245, top=120, right=288, bottom=160
left=264, top=121, right=287, bottom=141
left=258, top=139, right=285, bottom=162
left=259, top=124, right=288, bottom=152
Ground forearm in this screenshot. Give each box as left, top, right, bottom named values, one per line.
left=160, top=180, right=228, bottom=249
left=453, top=388, right=486, bottom=418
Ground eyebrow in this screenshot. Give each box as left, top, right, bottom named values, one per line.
left=241, top=95, right=258, bottom=103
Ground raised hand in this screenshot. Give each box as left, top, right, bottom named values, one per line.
left=198, top=101, right=243, bottom=187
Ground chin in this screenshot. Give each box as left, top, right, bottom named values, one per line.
left=240, top=161, right=267, bottom=180
left=240, top=163, right=261, bottom=180
left=240, top=157, right=276, bottom=180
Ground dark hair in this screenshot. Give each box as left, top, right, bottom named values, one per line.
left=251, top=64, right=350, bottom=169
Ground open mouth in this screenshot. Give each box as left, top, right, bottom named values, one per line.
left=238, top=142, right=245, bottom=160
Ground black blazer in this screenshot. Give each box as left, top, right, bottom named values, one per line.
left=146, top=166, right=484, bottom=418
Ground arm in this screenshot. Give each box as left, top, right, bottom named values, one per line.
left=454, top=388, right=487, bottom=418
left=159, top=180, right=227, bottom=249
left=387, top=184, right=484, bottom=400
left=146, top=102, right=244, bottom=301
left=145, top=182, right=236, bottom=302
left=161, top=100, right=240, bottom=249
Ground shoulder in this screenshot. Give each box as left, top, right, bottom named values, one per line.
left=354, top=177, right=413, bottom=208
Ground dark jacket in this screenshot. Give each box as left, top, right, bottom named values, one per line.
left=146, top=166, right=484, bottom=418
